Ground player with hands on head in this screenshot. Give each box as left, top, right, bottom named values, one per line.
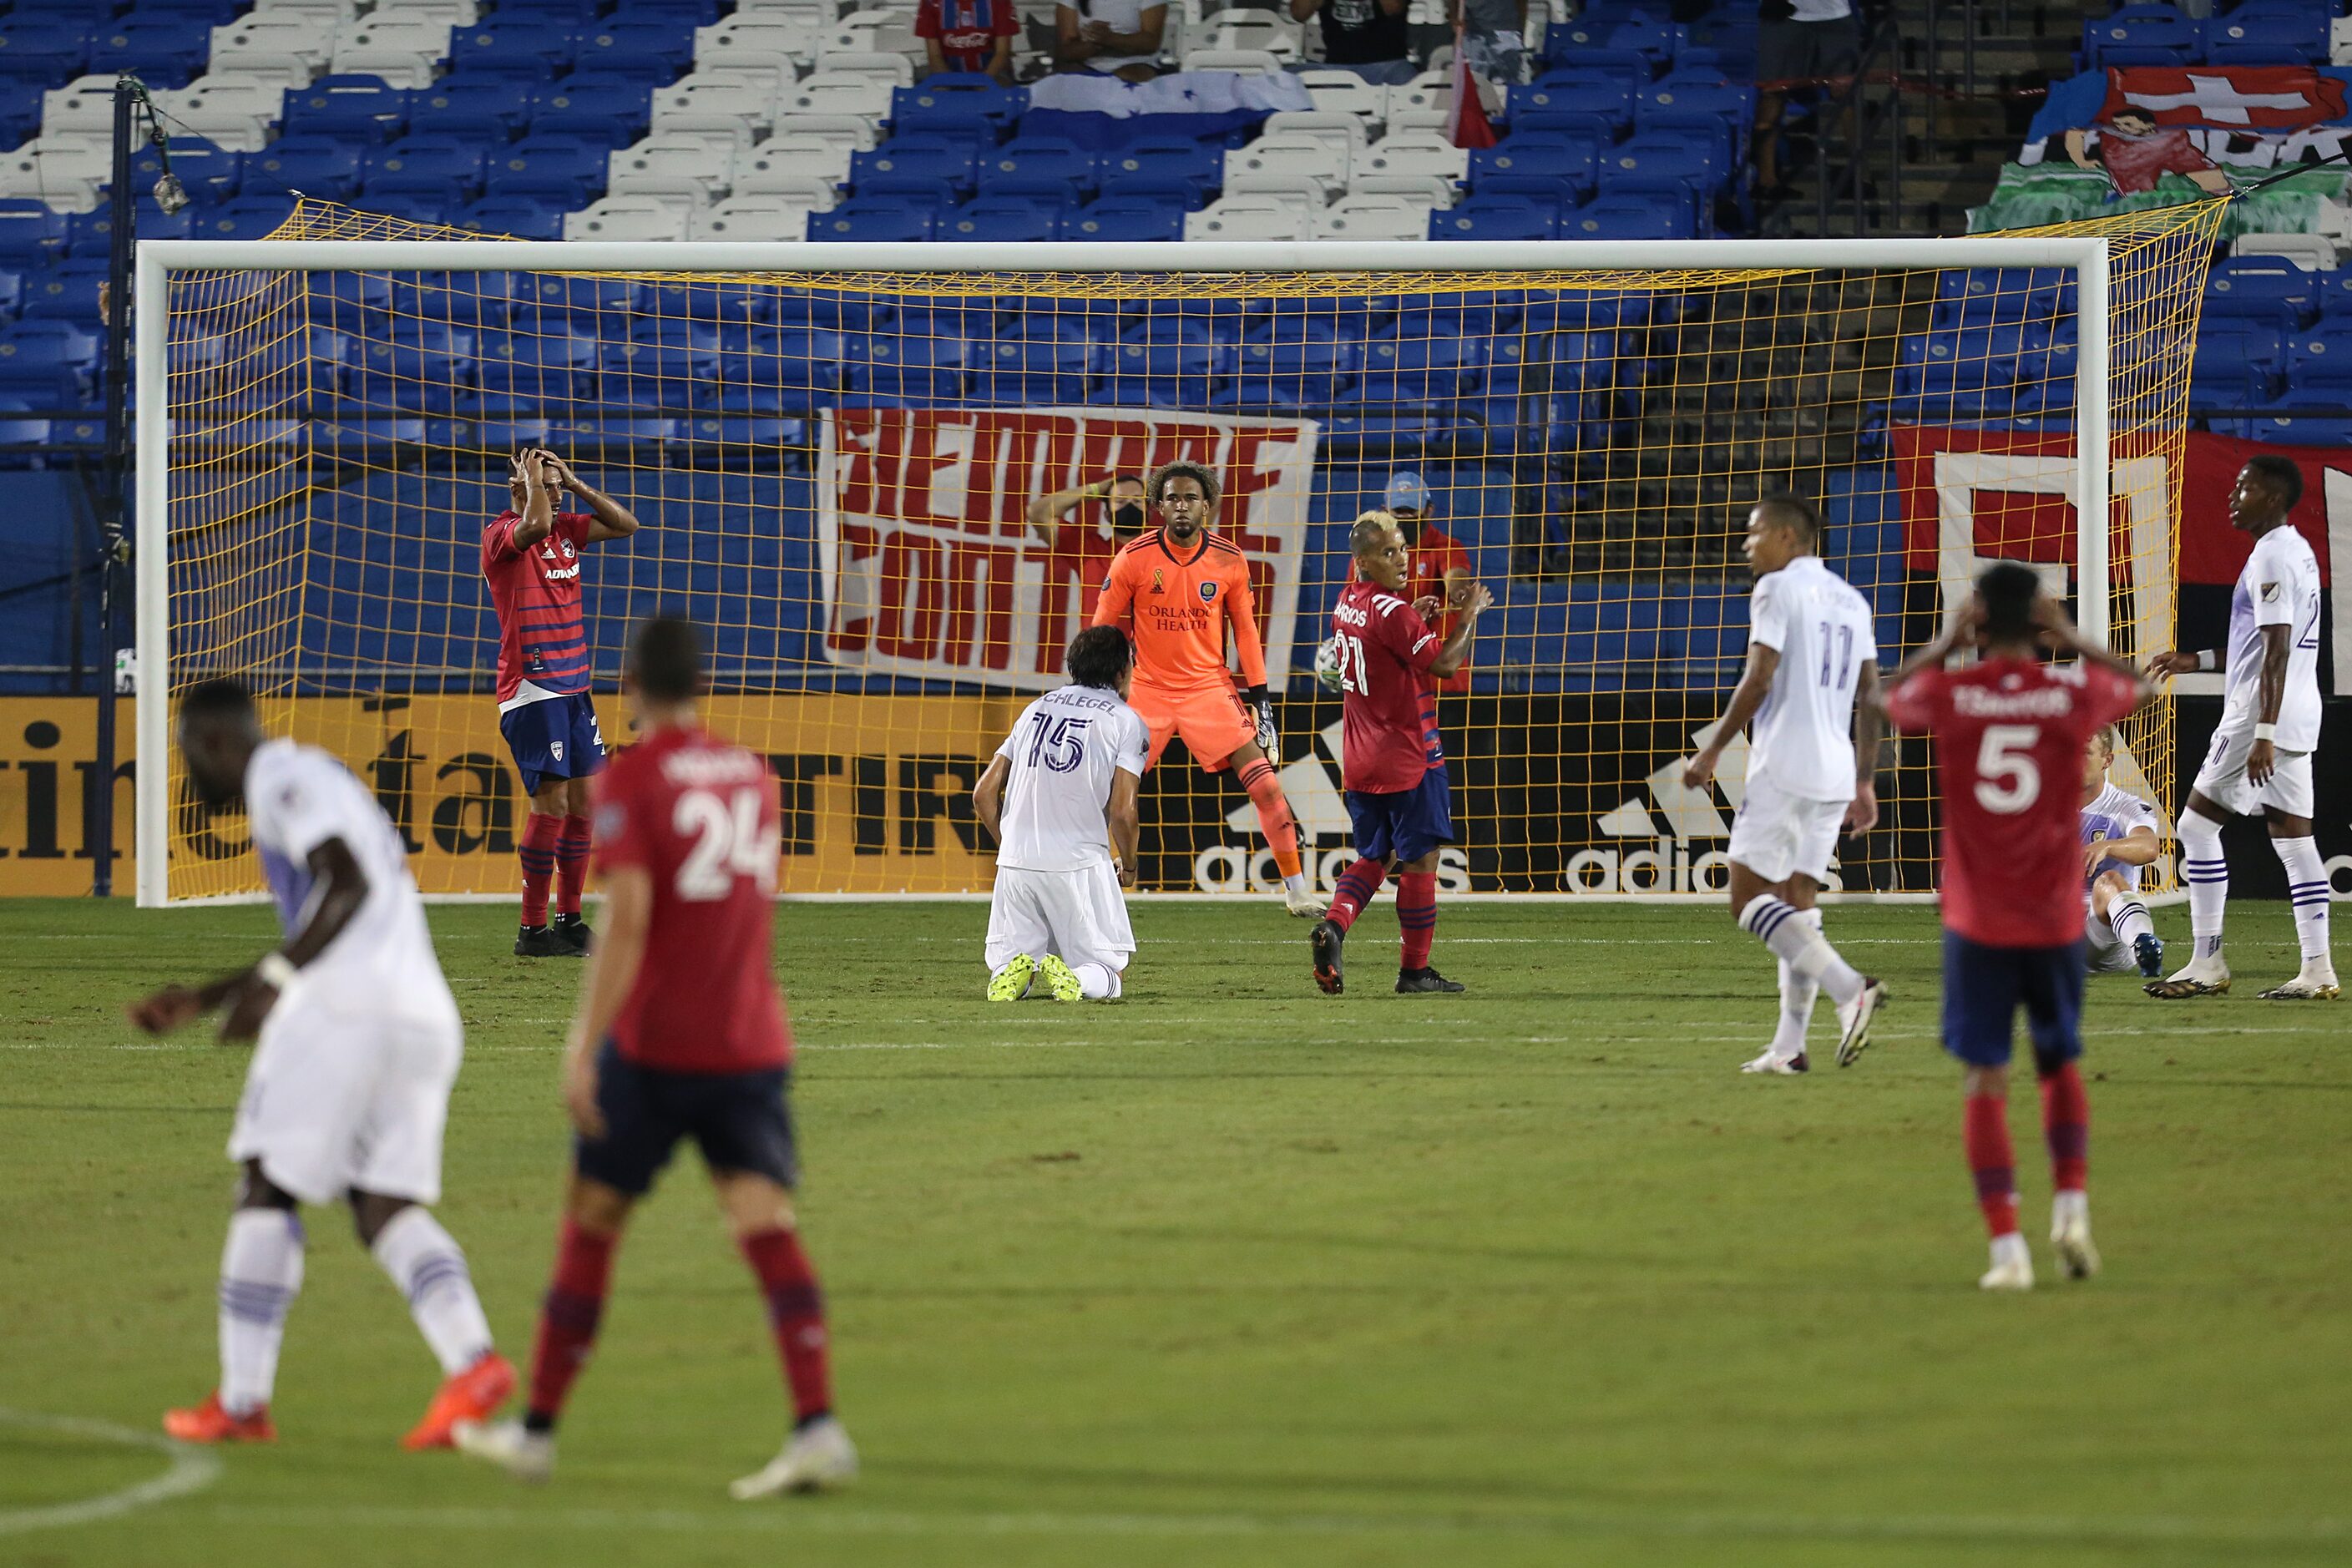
left=133, top=679, right=513, bottom=1450
left=972, top=625, right=1150, bottom=1002
left=482, top=446, right=642, bottom=959
left=2142, top=456, right=2334, bottom=1000
left=1310, top=510, right=1495, bottom=996
left=454, top=617, right=856, bottom=1499
left=1884, top=564, right=2154, bottom=1290
left=1682, top=495, right=1886, bottom=1075
left=1092, top=459, right=1323, bottom=916
left=2078, top=726, right=2165, bottom=979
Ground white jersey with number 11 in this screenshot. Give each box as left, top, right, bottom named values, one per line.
left=1747, top=555, right=1878, bottom=802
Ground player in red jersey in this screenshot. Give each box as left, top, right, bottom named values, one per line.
left=1383, top=471, right=1475, bottom=693
left=455, top=617, right=857, bottom=1497
left=481, top=448, right=641, bottom=959
left=1884, top=564, right=2152, bottom=1292
left=1310, top=511, right=1493, bottom=994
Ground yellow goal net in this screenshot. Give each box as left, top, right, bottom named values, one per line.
left=136, top=196, right=2221, bottom=903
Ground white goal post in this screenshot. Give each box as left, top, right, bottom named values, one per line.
left=133, top=235, right=2122, bottom=908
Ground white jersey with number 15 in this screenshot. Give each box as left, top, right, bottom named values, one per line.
left=992, top=683, right=1151, bottom=873
left=1747, top=555, right=1879, bottom=803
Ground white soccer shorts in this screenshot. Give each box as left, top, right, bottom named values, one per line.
left=229, top=983, right=463, bottom=1207
left=2192, top=716, right=2314, bottom=819
left=984, top=862, right=1135, bottom=974
left=1725, top=775, right=1849, bottom=887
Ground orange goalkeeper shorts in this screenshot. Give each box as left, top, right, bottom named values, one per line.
left=1130, top=680, right=1256, bottom=773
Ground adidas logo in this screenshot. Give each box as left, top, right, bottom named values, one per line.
left=1196, top=719, right=1468, bottom=894
left=1575, top=720, right=1839, bottom=895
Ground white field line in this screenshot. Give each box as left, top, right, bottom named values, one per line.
left=0, top=1408, right=223, bottom=1536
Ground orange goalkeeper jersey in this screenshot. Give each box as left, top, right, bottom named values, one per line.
left=1092, top=528, right=1268, bottom=692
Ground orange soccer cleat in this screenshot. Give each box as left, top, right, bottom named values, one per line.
left=402, top=1351, right=517, bottom=1451
left=164, top=1392, right=276, bottom=1444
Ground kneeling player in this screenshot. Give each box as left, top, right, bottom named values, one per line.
left=2079, top=727, right=2164, bottom=978
left=130, top=680, right=511, bottom=1447
left=1310, top=511, right=1493, bottom=995
left=973, top=625, right=1149, bottom=1001
left=1884, top=565, right=2152, bottom=1290
left=455, top=618, right=855, bottom=1497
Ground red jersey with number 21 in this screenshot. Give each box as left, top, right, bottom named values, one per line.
left=1884, top=657, right=2139, bottom=948
left=1332, top=578, right=1445, bottom=794
left=590, top=723, right=788, bottom=1073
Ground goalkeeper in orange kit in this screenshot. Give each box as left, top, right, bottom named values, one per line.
left=1092, top=460, right=1324, bottom=916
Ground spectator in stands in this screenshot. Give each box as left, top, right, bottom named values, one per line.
left=1453, top=0, right=1530, bottom=86
left=918, top=0, right=1022, bottom=82
left=1384, top=472, right=1476, bottom=692
left=1055, top=0, right=1168, bottom=79
left=1027, top=473, right=1148, bottom=659
left=1754, top=0, right=1861, bottom=195
left=1290, top=0, right=1416, bottom=86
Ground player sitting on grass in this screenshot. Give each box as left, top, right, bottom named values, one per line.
left=973, top=625, right=1149, bottom=1002
left=131, top=679, right=513, bottom=1448
left=2079, top=726, right=2164, bottom=979
left=454, top=616, right=856, bottom=1498
left=1310, top=510, right=1493, bottom=996
left=1682, top=496, right=1884, bottom=1073
left=1884, top=564, right=2154, bottom=1291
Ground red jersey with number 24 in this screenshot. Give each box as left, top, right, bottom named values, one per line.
left=1884, top=657, right=2139, bottom=948
left=1332, top=578, right=1445, bottom=794
left=591, top=723, right=788, bottom=1073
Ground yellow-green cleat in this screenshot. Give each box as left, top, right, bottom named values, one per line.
left=986, top=954, right=1034, bottom=1002
left=1037, top=954, right=1084, bottom=1002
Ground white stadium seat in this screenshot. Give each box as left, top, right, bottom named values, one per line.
left=368, top=0, right=481, bottom=23
left=786, top=73, right=897, bottom=118
left=1203, top=13, right=1302, bottom=56
left=0, top=138, right=111, bottom=210
left=2233, top=232, right=2339, bottom=270
left=326, top=14, right=453, bottom=60
left=650, top=73, right=784, bottom=139
left=1178, top=48, right=1284, bottom=73
left=39, top=78, right=123, bottom=140
left=1262, top=109, right=1368, bottom=154
left=608, top=133, right=741, bottom=204
left=1350, top=170, right=1459, bottom=207
left=812, top=50, right=917, bottom=84
left=153, top=81, right=286, bottom=150
left=695, top=16, right=824, bottom=73
left=210, top=14, right=336, bottom=69
left=252, top=0, right=366, bottom=22
left=728, top=162, right=843, bottom=205
left=766, top=113, right=881, bottom=153
left=323, top=47, right=443, bottom=88
left=564, top=195, right=695, bottom=242
left=1355, top=130, right=1469, bottom=181
left=1310, top=191, right=1437, bottom=240
left=736, top=0, right=843, bottom=21
left=1297, top=68, right=1388, bottom=124
left=1225, top=134, right=1350, bottom=199
left=692, top=197, right=822, bottom=240
left=1184, top=194, right=1312, bottom=241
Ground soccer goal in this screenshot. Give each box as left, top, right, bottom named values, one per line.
left=134, top=198, right=2221, bottom=906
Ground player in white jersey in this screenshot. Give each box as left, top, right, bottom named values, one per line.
left=128, top=679, right=513, bottom=1447
left=972, top=625, right=1151, bottom=1001
left=1685, top=496, right=1888, bottom=1073
left=2146, top=457, right=2337, bottom=1000
left=2079, top=726, right=2166, bottom=977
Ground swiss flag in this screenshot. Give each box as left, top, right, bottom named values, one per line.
left=2099, top=64, right=2347, bottom=130
left=1448, top=33, right=1497, bottom=149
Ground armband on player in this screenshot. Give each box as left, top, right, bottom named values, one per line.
left=2198, top=650, right=2218, bottom=672
left=2253, top=722, right=2278, bottom=743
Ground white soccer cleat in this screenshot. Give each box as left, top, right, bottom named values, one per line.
left=729, top=1415, right=858, bottom=1500
left=2051, top=1212, right=2101, bottom=1281
left=1979, top=1252, right=2036, bottom=1292
left=1283, top=886, right=1328, bottom=918
left=452, top=1418, right=554, bottom=1484
left=1834, top=979, right=1886, bottom=1068
left=1739, top=1049, right=1808, bottom=1075
left=2147, top=958, right=2229, bottom=999
left=2258, top=968, right=2340, bottom=1001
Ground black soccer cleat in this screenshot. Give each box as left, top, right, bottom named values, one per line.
left=513, top=924, right=579, bottom=959
left=554, top=914, right=594, bottom=953
left=1395, top=967, right=1466, bottom=994
left=2133, top=931, right=2163, bottom=979
left=1311, top=919, right=1345, bottom=995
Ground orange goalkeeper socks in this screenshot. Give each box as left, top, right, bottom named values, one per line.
left=1237, top=758, right=1302, bottom=879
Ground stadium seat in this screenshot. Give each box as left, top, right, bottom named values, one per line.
left=362, top=192, right=461, bottom=227
left=809, top=50, right=914, bottom=87
left=978, top=139, right=1098, bottom=200
left=1514, top=73, right=1634, bottom=140
left=564, top=195, right=695, bottom=241
left=0, top=202, right=70, bottom=268
left=841, top=331, right=964, bottom=401
left=574, top=20, right=702, bottom=82
left=483, top=134, right=612, bottom=208
left=408, top=77, right=537, bottom=143
left=691, top=197, right=824, bottom=240
left=1055, top=198, right=1186, bottom=243
left=732, top=159, right=847, bottom=208
left=1226, top=134, right=1352, bottom=200
left=1185, top=195, right=1313, bottom=241
left=210, top=13, right=336, bottom=75
left=2213, top=387, right=2352, bottom=445
left=770, top=112, right=883, bottom=154
left=16, top=258, right=110, bottom=325
left=1177, top=48, right=1285, bottom=74
left=849, top=139, right=980, bottom=200
left=243, top=135, right=368, bottom=200
left=609, top=133, right=740, bottom=205
left=326, top=45, right=447, bottom=91
left=1564, top=195, right=1691, bottom=239
left=531, top=74, right=658, bottom=148
left=695, top=15, right=826, bottom=75
left=0, top=24, right=91, bottom=92
left=1311, top=192, right=1439, bottom=240
left=366, top=136, right=488, bottom=200
left=652, top=73, right=783, bottom=141
left=1636, top=79, right=1750, bottom=164
left=940, top=198, right=1065, bottom=242
left=1097, top=138, right=1225, bottom=204
left=807, top=201, right=940, bottom=242
left=2081, top=4, right=2200, bottom=67
left=1297, top=69, right=1389, bottom=125
left=1221, top=335, right=1358, bottom=406
left=1430, top=198, right=1559, bottom=241
left=446, top=21, right=575, bottom=82
left=457, top=198, right=567, bottom=240
left=89, top=19, right=214, bottom=89
left=891, top=78, right=1025, bottom=140
left=599, top=340, right=715, bottom=408
left=2204, top=257, right=2320, bottom=330
left=2286, top=322, right=2352, bottom=387
left=1354, top=130, right=1469, bottom=184
left=2203, top=8, right=2327, bottom=65
left=2202, top=321, right=2289, bottom=377
left=0, top=141, right=110, bottom=211
left=282, top=76, right=411, bottom=144
left=40, top=76, right=131, bottom=141
left=157, top=77, right=285, bottom=150
left=1472, top=139, right=1601, bottom=201
left=787, top=73, right=897, bottom=119
left=1202, top=12, right=1302, bottom=58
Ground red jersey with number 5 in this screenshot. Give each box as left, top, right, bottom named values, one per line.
left=590, top=722, right=788, bottom=1072
left=1884, top=657, right=2139, bottom=948
left=1331, top=578, right=1444, bottom=794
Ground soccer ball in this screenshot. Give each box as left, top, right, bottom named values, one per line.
left=1313, top=635, right=1346, bottom=693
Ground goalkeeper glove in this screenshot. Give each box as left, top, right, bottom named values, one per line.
left=1246, top=685, right=1280, bottom=761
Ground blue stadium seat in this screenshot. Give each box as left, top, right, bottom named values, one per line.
left=2200, top=321, right=2288, bottom=376
left=841, top=352, right=966, bottom=403
left=572, top=20, right=699, bottom=82
left=645, top=281, right=768, bottom=326
left=483, top=135, right=610, bottom=207
left=513, top=276, right=647, bottom=331
left=807, top=202, right=941, bottom=242
left=1512, top=74, right=1635, bottom=140
left=0, top=202, right=70, bottom=267
left=133, top=139, right=241, bottom=205
left=1636, top=79, right=1749, bottom=163
left=892, top=78, right=1025, bottom=139
left=190, top=195, right=294, bottom=241
left=2285, top=322, right=2352, bottom=387
left=469, top=331, right=598, bottom=416
left=1096, top=138, right=1223, bottom=203
left=1430, top=199, right=1560, bottom=241
left=0, top=88, right=40, bottom=150
left=1599, top=133, right=1722, bottom=199
left=1055, top=199, right=1186, bottom=241
left=448, top=21, right=579, bottom=82
left=409, top=78, right=537, bottom=143
left=243, top=136, right=367, bottom=201
left=0, top=23, right=91, bottom=89
left=2204, top=258, right=2320, bottom=330
left=2203, top=8, right=2327, bottom=65
left=977, top=138, right=1098, bottom=200
left=492, top=0, right=609, bottom=17
left=599, top=341, right=714, bottom=408
left=1108, top=340, right=1235, bottom=381
left=1358, top=336, right=1486, bottom=403
left=64, top=205, right=195, bottom=258
left=530, top=74, right=657, bottom=147
left=282, top=77, right=411, bottom=145
left=966, top=336, right=1098, bottom=405
left=939, top=198, right=1065, bottom=241
left=2081, top=4, right=2200, bottom=67
left=1120, top=311, right=1240, bottom=346
left=850, top=139, right=981, bottom=200
left=396, top=272, right=528, bottom=327
left=1562, top=196, right=1692, bottom=239
left=0, top=321, right=99, bottom=406
left=363, top=192, right=461, bottom=227
left=129, top=0, right=247, bottom=21
left=364, top=137, right=489, bottom=200
left=1219, top=337, right=1363, bottom=407
left=1472, top=138, right=1601, bottom=202
left=2190, top=345, right=2279, bottom=408
left=348, top=323, right=477, bottom=413
left=88, top=18, right=212, bottom=89
left=16, top=259, right=109, bottom=325
left=0, top=271, right=19, bottom=321
left=2212, top=388, right=2352, bottom=445
left=614, top=0, right=731, bottom=23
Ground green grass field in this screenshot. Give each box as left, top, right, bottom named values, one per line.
left=2, top=896, right=2347, bottom=1567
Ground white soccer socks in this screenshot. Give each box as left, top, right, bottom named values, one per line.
left=1739, top=895, right=1864, bottom=1007
left=1070, top=962, right=1123, bottom=1000
left=372, top=1206, right=495, bottom=1377
left=1768, top=909, right=1823, bottom=1060
left=2177, top=808, right=2229, bottom=973
left=2107, top=894, right=2157, bottom=949
left=219, top=1208, right=306, bottom=1415
left=2272, top=836, right=2338, bottom=980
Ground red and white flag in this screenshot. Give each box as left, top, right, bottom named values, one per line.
left=1448, top=28, right=1497, bottom=149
